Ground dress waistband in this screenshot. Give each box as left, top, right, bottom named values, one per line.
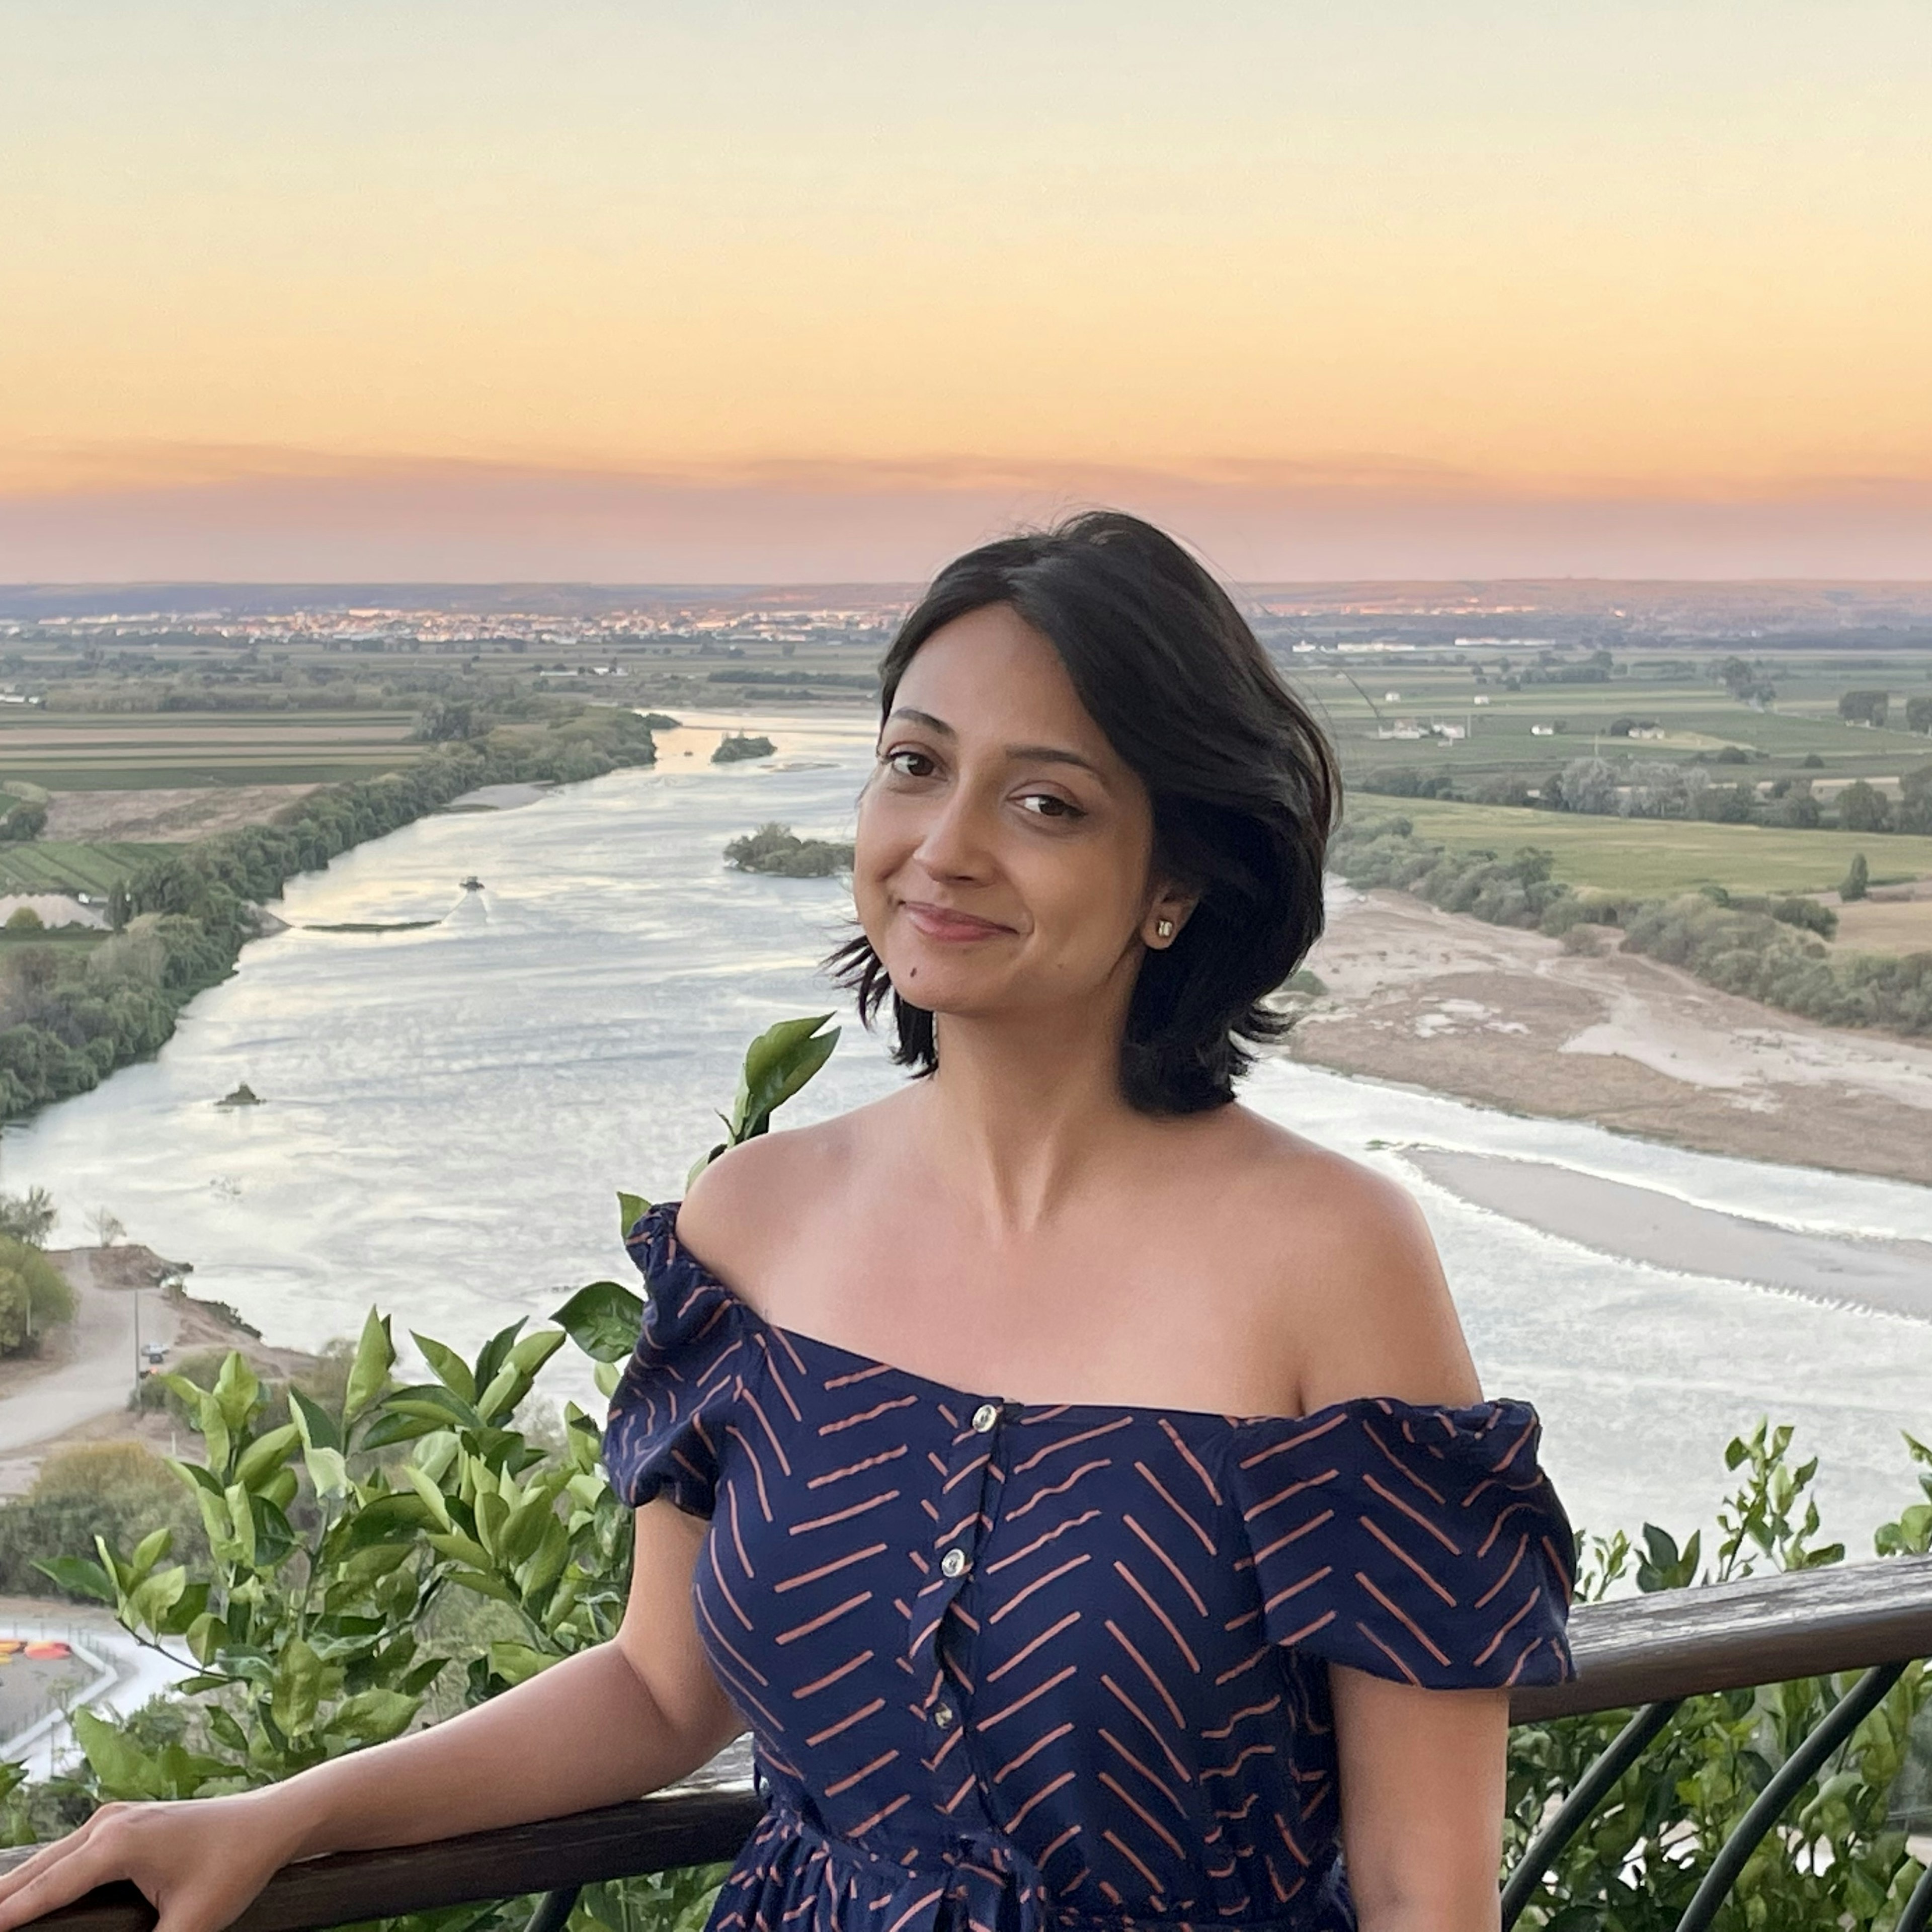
left=741, top=1802, right=1346, bottom=1932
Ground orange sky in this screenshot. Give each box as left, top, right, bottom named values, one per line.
left=4, top=4, right=1930, bottom=579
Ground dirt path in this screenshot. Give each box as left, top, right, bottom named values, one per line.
left=1291, top=890, right=1932, bottom=1185
left=0, top=1249, right=184, bottom=1458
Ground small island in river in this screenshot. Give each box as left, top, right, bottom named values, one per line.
left=713, top=732, right=776, bottom=764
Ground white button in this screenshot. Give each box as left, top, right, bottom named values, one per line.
left=972, top=1403, right=1000, bottom=1434
left=932, top=1702, right=956, bottom=1730
left=940, top=1547, right=969, bottom=1579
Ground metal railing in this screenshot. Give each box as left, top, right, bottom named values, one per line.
left=8, top=1555, right=1932, bottom=1932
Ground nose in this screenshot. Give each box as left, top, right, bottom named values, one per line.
left=913, top=783, right=994, bottom=883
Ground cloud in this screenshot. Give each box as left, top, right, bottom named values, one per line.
left=3, top=454, right=1930, bottom=583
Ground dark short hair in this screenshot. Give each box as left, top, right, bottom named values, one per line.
left=829, top=510, right=1339, bottom=1113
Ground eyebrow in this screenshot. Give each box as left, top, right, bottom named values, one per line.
left=885, top=706, right=1106, bottom=778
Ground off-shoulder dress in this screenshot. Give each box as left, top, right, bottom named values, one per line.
left=603, top=1202, right=1575, bottom=1932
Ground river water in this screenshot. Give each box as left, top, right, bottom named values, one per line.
left=8, top=710, right=1931, bottom=1557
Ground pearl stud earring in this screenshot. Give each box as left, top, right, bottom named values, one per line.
left=1155, top=918, right=1174, bottom=940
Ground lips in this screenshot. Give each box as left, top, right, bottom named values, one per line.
left=901, top=900, right=1016, bottom=942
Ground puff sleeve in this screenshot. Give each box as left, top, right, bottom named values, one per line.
left=601, top=1202, right=748, bottom=1515
left=1232, top=1397, right=1575, bottom=1690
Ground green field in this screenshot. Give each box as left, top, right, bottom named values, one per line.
left=0, top=709, right=422, bottom=790
left=1366, top=797, right=1932, bottom=897
left=0, top=841, right=175, bottom=894
left=1307, top=655, right=1932, bottom=796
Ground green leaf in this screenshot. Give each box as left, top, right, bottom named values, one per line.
left=224, top=1483, right=258, bottom=1567
left=357, top=1410, right=442, bottom=1451
left=508, top=1327, right=567, bottom=1379
left=412, top=1332, right=477, bottom=1405
left=127, top=1524, right=173, bottom=1584
left=617, top=1189, right=652, bottom=1240
left=205, top=1706, right=249, bottom=1754
left=470, top=1318, right=528, bottom=1401
left=398, top=1461, right=454, bottom=1532
left=234, top=1421, right=302, bottom=1493
left=337, top=1490, right=434, bottom=1553
left=382, top=1384, right=483, bottom=1431
left=271, top=1636, right=324, bottom=1739
left=486, top=1641, right=560, bottom=1687
left=551, top=1281, right=645, bottom=1362
left=498, top=1490, right=557, bottom=1567
left=344, top=1308, right=395, bottom=1422
left=520, top=1514, right=571, bottom=1603
left=72, top=1709, right=164, bottom=1801
left=130, top=1564, right=188, bottom=1633
left=731, top=1013, right=838, bottom=1142
left=211, top=1351, right=261, bottom=1434
left=325, top=1688, right=419, bottom=1749
left=290, top=1386, right=342, bottom=1454
left=447, top=1567, right=520, bottom=1606
left=30, top=1555, right=113, bottom=1602
left=474, top=1364, right=527, bottom=1423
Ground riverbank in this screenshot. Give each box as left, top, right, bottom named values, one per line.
left=0, top=1244, right=321, bottom=1493
left=1289, top=887, right=1932, bottom=1186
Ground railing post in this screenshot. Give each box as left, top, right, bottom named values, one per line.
left=1500, top=1700, right=1682, bottom=1929
left=1896, top=1858, right=1932, bottom=1932
left=524, top=1889, right=580, bottom=1932
left=1673, top=1662, right=1906, bottom=1932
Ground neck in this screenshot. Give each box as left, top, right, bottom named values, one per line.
left=912, top=982, right=1142, bottom=1234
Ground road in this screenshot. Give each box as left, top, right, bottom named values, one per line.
left=0, top=1248, right=183, bottom=1456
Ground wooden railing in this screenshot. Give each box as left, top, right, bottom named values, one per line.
left=11, top=1556, right=1932, bottom=1932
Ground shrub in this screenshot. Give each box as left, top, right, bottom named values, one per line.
left=1842, top=853, right=1870, bottom=902
left=722, top=823, right=854, bottom=878
left=0, top=1442, right=204, bottom=1597
left=1773, top=897, right=1838, bottom=938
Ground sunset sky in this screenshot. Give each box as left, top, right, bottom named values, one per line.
left=4, top=2, right=1929, bottom=581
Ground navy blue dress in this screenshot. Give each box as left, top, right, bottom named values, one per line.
left=604, top=1203, right=1574, bottom=1932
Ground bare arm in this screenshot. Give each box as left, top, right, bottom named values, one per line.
left=0, top=1501, right=741, bottom=1932
left=1284, top=1156, right=1505, bottom=1928
left=1333, top=1671, right=1509, bottom=1932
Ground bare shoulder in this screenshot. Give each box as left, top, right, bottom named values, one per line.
left=673, top=1095, right=891, bottom=1307
left=1207, top=1107, right=1481, bottom=1413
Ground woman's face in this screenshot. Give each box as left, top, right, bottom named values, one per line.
left=854, top=603, right=1190, bottom=1032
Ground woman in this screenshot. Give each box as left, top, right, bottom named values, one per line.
left=0, top=513, right=1571, bottom=1932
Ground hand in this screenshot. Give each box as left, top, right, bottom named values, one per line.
left=0, top=1792, right=294, bottom=1932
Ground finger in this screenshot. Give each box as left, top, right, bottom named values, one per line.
left=0, top=1831, right=93, bottom=1909
left=0, top=1839, right=117, bottom=1932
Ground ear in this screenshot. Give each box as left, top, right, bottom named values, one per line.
left=1142, top=880, right=1199, bottom=950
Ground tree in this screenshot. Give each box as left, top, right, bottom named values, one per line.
left=89, top=1207, right=125, bottom=1248
left=1553, top=757, right=1619, bottom=815
left=1908, top=694, right=1932, bottom=736
left=0, top=1186, right=57, bottom=1246
left=4, top=907, right=42, bottom=933
left=1836, top=780, right=1892, bottom=833
left=1838, top=690, right=1890, bottom=728
left=1840, top=852, right=1869, bottom=902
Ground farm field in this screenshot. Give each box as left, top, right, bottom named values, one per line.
left=0, top=841, right=176, bottom=895
left=0, top=709, right=422, bottom=790
left=1310, top=651, right=1932, bottom=794
left=1368, top=796, right=1932, bottom=897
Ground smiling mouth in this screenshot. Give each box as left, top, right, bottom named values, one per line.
left=900, top=900, right=1017, bottom=942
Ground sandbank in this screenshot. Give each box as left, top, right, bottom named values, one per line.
left=1405, top=1148, right=1932, bottom=1323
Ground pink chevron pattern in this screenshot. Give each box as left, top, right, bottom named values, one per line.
left=606, top=1204, right=1574, bottom=1932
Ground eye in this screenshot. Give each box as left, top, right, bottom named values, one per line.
left=881, top=747, right=937, bottom=779
left=1016, top=790, right=1083, bottom=821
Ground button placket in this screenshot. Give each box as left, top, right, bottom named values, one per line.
left=909, top=1397, right=1010, bottom=1833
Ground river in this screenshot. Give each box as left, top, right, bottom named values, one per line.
left=8, top=709, right=1931, bottom=1558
